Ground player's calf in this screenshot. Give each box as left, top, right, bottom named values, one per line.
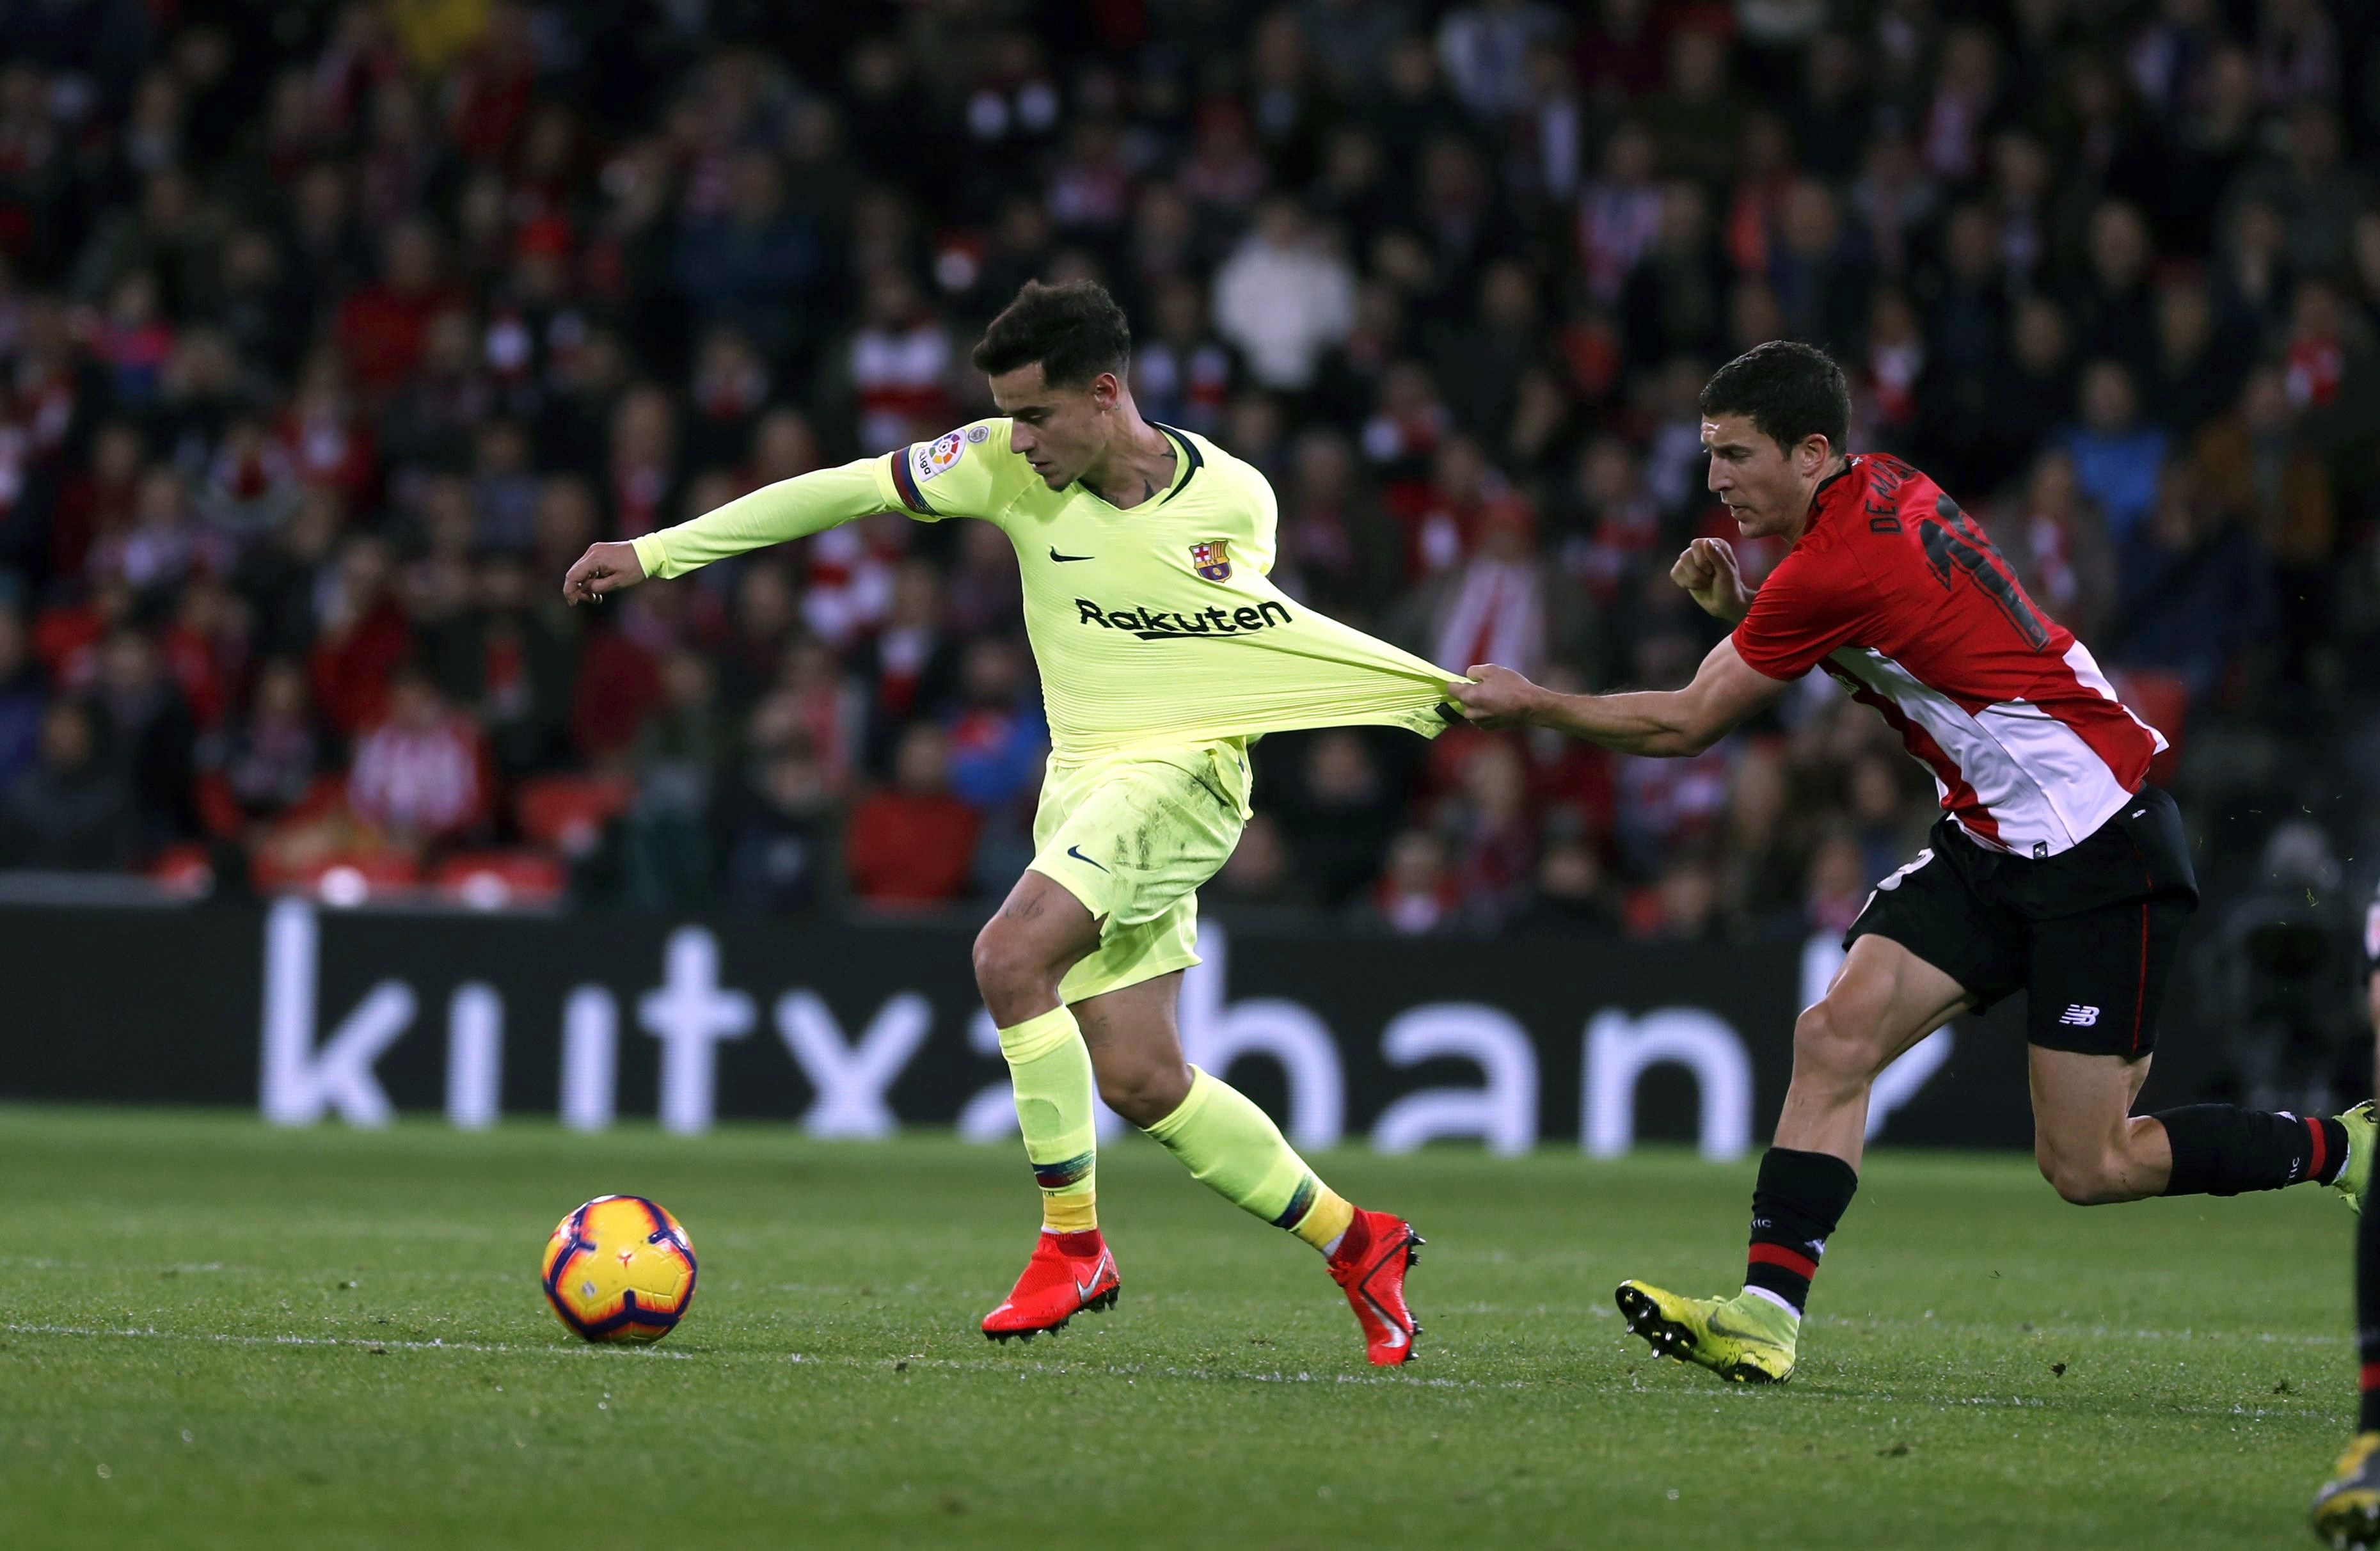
left=2035, top=1148, right=2141, bottom=1205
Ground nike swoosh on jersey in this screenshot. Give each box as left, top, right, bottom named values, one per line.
left=1065, top=845, right=1108, bottom=873
left=1049, top=548, right=1095, bottom=562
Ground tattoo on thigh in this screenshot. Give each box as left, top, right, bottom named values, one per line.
left=1002, top=893, right=1045, bottom=922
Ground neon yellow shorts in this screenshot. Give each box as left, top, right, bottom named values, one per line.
left=1029, top=738, right=1255, bottom=1004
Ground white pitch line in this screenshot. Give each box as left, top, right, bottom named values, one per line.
left=1, top=1323, right=690, bottom=1360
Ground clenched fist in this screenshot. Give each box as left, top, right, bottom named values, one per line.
left=1670, top=537, right=1751, bottom=622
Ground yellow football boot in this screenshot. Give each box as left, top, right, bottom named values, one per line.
left=1615, top=1280, right=1798, bottom=1385
left=2335, top=1103, right=2376, bottom=1215
left=2312, top=1431, right=2380, bottom=1548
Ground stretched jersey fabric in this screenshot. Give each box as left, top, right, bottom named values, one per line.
left=1732, top=454, right=2165, bottom=859
left=637, top=419, right=1459, bottom=756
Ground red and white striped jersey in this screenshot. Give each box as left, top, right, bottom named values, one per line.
left=1732, top=454, right=2165, bottom=859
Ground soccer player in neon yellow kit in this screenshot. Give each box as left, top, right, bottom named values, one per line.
left=564, top=281, right=1457, bottom=1364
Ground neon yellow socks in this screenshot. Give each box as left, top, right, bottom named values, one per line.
left=996, top=1004, right=1098, bottom=1233
left=996, top=1024, right=1355, bottom=1253
left=1143, top=1066, right=1355, bottom=1252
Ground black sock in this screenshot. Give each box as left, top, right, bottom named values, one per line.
left=2155, top=1106, right=2347, bottom=1196
left=2360, top=1182, right=2380, bottom=1434
left=1742, top=1147, right=1860, bottom=1317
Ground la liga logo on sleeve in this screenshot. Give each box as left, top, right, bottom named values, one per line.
left=912, top=429, right=968, bottom=484
left=1189, top=540, right=1232, bottom=582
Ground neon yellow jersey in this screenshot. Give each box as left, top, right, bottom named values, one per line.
left=869, top=419, right=1459, bottom=756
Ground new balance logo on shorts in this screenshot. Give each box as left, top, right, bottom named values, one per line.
left=2058, top=1005, right=2101, bottom=1027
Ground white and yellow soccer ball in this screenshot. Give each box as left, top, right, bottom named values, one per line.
left=540, top=1195, right=697, bottom=1343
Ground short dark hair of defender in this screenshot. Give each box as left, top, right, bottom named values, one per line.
left=1699, top=340, right=1852, bottom=457
left=971, top=280, right=1132, bottom=387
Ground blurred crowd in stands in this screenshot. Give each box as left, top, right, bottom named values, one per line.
left=1, top=0, right=2378, bottom=940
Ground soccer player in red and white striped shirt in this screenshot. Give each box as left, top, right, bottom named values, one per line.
left=1451, top=341, right=2371, bottom=1385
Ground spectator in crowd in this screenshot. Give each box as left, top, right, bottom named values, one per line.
left=1212, top=197, right=1357, bottom=393
left=2108, top=466, right=2273, bottom=703
left=2143, top=275, right=2243, bottom=441
left=1441, top=736, right=1535, bottom=926
left=1212, top=811, right=1310, bottom=910
left=1513, top=836, right=1621, bottom=937
left=1631, top=855, right=1726, bottom=944
left=2059, top=359, right=2169, bottom=546
left=624, top=649, right=727, bottom=906
left=1718, top=739, right=1804, bottom=935
left=1372, top=826, right=1459, bottom=935
left=0, top=607, right=48, bottom=791
left=345, top=665, right=489, bottom=848
left=89, top=626, right=196, bottom=849
left=722, top=729, right=836, bottom=914
left=1802, top=828, right=1873, bottom=938
left=1276, top=429, right=1401, bottom=628
left=854, top=559, right=960, bottom=773
left=310, top=536, right=411, bottom=738
left=200, top=656, right=327, bottom=832
left=1413, top=493, right=1574, bottom=687
left=943, top=637, right=1046, bottom=813
left=0, top=700, right=136, bottom=871
left=675, top=148, right=820, bottom=364
left=845, top=722, right=978, bottom=909
left=2001, top=449, right=2119, bottom=646
left=1277, top=729, right=1404, bottom=911
left=1437, top=0, right=1566, bottom=120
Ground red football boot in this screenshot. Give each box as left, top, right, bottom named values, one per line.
left=981, top=1229, right=1120, bottom=1342
left=1329, top=1208, right=1424, bottom=1365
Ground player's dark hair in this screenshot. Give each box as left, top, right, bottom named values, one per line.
left=971, top=280, right=1131, bottom=388
left=1699, top=340, right=1852, bottom=457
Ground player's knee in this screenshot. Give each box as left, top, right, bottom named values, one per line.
left=1792, top=1001, right=1885, bottom=1087
left=1097, top=1060, right=1191, bottom=1129
left=971, top=920, right=1051, bottom=1012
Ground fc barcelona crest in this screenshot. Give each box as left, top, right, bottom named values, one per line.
left=1189, top=540, right=1232, bottom=582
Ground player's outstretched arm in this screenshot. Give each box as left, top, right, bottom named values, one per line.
left=1448, top=638, right=1785, bottom=757
left=559, top=457, right=896, bottom=605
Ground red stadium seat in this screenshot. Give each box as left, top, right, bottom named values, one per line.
left=148, top=843, right=215, bottom=897
left=251, top=851, right=422, bottom=905
left=431, top=850, right=566, bottom=910
left=515, top=774, right=635, bottom=855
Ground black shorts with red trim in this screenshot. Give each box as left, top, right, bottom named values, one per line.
left=1844, top=785, right=2199, bottom=1058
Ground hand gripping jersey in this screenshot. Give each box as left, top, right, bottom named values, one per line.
left=1731, top=454, right=2166, bottom=859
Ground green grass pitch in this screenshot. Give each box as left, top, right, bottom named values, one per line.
left=0, top=1108, right=2354, bottom=1549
